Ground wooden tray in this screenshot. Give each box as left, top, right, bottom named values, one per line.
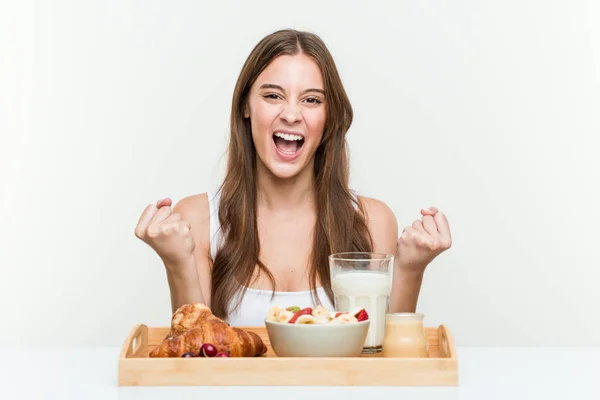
left=118, top=324, right=458, bottom=386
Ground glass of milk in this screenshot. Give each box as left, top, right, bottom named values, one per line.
left=329, top=252, right=394, bottom=354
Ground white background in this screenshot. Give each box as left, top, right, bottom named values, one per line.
left=1, top=0, right=599, bottom=348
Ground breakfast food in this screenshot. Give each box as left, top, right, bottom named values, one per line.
left=330, top=313, right=358, bottom=324
left=277, top=310, right=294, bottom=323
left=149, top=303, right=267, bottom=358
left=294, top=315, right=316, bottom=324
left=199, top=343, right=218, bottom=357
left=178, top=343, right=233, bottom=358
left=265, top=304, right=369, bottom=324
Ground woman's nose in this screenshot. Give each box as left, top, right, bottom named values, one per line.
left=280, top=102, right=302, bottom=124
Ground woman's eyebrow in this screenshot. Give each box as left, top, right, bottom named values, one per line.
left=259, top=83, right=325, bottom=95
left=260, top=83, right=285, bottom=91
left=303, top=88, right=325, bottom=95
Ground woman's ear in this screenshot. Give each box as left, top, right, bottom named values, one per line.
left=244, top=103, right=250, bottom=119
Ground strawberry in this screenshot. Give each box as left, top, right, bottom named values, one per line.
left=356, top=309, right=369, bottom=322
left=335, top=312, right=344, bottom=318
left=288, top=307, right=313, bottom=323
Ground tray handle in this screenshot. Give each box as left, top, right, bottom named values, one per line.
left=438, top=324, right=457, bottom=359
left=119, top=324, right=148, bottom=359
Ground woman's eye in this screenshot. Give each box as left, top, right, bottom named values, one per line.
left=305, top=97, right=322, bottom=104
left=264, top=93, right=281, bottom=100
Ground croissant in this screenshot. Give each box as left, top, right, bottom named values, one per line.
left=149, top=303, right=267, bottom=358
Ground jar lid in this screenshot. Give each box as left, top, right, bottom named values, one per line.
left=385, top=312, right=424, bottom=321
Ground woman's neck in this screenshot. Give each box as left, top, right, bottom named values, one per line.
left=256, top=160, right=316, bottom=212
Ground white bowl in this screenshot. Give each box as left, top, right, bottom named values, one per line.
left=265, top=319, right=370, bottom=357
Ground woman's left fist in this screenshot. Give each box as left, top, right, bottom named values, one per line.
left=396, top=207, right=452, bottom=274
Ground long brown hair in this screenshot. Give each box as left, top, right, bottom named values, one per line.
left=211, top=29, right=373, bottom=319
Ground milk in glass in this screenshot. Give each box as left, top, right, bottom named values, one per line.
left=331, top=271, right=392, bottom=350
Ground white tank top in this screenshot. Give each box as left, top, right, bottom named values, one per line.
left=206, top=191, right=335, bottom=326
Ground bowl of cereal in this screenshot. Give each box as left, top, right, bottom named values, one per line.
left=264, top=305, right=370, bottom=357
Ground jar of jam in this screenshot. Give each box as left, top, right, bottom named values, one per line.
left=382, top=313, right=429, bottom=358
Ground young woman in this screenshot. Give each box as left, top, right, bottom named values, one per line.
left=134, top=29, right=452, bottom=326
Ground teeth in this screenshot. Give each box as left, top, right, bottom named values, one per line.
left=274, top=132, right=303, bottom=141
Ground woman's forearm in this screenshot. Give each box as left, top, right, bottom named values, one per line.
left=164, top=256, right=205, bottom=313
left=389, top=267, right=424, bottom=313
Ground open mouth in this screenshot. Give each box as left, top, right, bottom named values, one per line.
left=272, top=132, right=305, bottom=155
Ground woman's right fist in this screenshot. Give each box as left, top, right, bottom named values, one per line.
left=134, top=198, right=196, bottom=266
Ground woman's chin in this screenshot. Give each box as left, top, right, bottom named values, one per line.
left=265, top=160, right=306, bottom=180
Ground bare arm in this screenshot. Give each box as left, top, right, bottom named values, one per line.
left=359, top=197, right=424, bottom=313
left=164, top=256, right=205, bottom=314
left=360, top=197, right=453, bottom=313
left=167, top=193, right=213, bottom=313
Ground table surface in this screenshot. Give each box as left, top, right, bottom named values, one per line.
left=1, top=346, right=599, bottom=400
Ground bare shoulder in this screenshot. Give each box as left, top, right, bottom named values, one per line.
left=358, top=196, right=397, bottom=227
left=173, top=193, right=211, bottom=249
left=357, top=196, right=398, bottom=253
left=173, top=193, right=210, bottom=223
